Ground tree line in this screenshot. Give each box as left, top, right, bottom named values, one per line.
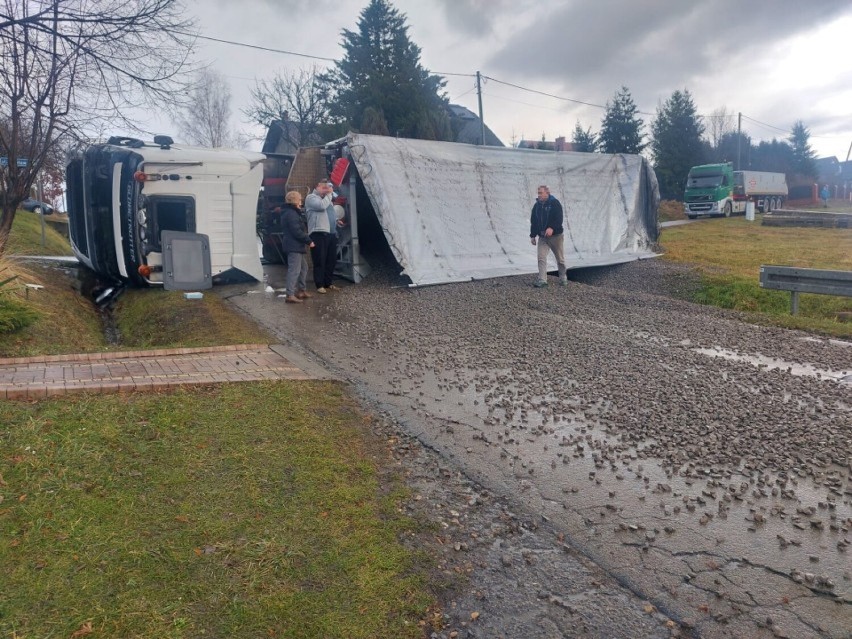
left=568, top=87, right=818, bottom=200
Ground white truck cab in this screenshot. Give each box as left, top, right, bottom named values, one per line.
left=66, top=136, right=264, bottom=287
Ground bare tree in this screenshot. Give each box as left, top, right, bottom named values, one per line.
left=0, top=0, right=197, bottom=255
left=243, top=66, right=337, bottom=151
left=173, top=69, right=236, bottom=147
left=707, top=106, right=736, bottom=152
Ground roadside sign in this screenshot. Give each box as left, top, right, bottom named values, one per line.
left=0, top=157, right=29, bottom=168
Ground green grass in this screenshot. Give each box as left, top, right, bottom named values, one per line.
left=115, top=288, right=272, bottom=349
left=5, top=209, right=72, bottom=256
left=657, top=199, right=685, bottom=222
left=0, top=382, right=432, bottom=638
left=0, top=259, right=106, bottom=357
left=0, top=266, right=273, bottom=356
left=661, top=216, right=852, bottom=337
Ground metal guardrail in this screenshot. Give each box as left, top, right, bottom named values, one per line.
left=759, top=265, right=852, bottom=315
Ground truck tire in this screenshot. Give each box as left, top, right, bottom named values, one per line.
left=723, top=202, right=732, bottom=217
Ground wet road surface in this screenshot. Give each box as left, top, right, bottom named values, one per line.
left=225, top=259, right=851, bottom=638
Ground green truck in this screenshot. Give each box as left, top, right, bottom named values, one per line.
left=683, top=162, right=788, bottom=219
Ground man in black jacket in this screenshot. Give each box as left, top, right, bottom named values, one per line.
left=529, top=185, right=567, bottom=287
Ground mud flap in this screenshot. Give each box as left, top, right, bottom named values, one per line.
left=162, top=230, right=212, bottom=290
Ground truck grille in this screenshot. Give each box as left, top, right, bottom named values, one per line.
left=686, top=195, right=712, bottom=202
left=688, top=203, right=712, bottom=211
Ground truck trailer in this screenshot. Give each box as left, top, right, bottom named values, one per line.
left=684, top=162, right=787, bottom=219
left=66, top=136, right=265, bottom=288
left=256, top=133, right=661, bottom=287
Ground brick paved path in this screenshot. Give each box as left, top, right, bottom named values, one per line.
left=0, top=344, right=333, bottom=399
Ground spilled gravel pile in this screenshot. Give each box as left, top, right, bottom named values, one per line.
left=234, top=256, right=851, bottom=638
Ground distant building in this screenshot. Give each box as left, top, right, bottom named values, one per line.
left=808, top=156, right=852, bottom=201
left=814, top=156, right=841, bottom=184
left=447, top=104, right=504, bottom=147
left=517, top=136, right=576, bottom=152
left=261, top=113, right=322, bottom=156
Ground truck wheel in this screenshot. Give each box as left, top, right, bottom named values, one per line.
left=723, top=202, right=732, bottom=217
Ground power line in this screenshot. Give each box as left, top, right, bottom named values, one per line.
left=481, top=75, right=658, bottom=117
left=176, top=31, right=337, bottom=63
left=482, top=75, right=607, bottom=111
left=433, top=70, right=477, bottom=78
left=481, top=91, right=565, bottom=111
left=451, top=85, right=478, bottom=101
left=171, top=29, right=845, bottom=146
left=741, top=114, right=789, bottom=135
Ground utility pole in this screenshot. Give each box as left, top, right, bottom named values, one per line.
left=736, top=112, right=742, bottom=171
left=476, top=71, right=485, bottom=146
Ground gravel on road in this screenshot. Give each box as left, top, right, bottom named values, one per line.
left=228, top=256, right=851, bottom=639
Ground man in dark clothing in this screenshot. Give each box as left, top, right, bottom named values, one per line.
left=529, top=185, right=567, bottom=287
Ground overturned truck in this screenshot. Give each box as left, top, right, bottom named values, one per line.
left=69, top=133, right=659, bottom=290
left=66, top=136, right=265, bottom=289
left=262, top=133, right=660, bottom=287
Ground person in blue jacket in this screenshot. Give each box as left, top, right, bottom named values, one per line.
left=820, top=184, right=830, bottom=208
left=529, top=185, right=567, bottom=287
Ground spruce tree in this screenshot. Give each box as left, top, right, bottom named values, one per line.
left=788, top=120, right=817, bottom=179
left=571, top=121, right=598, bottom=152
left=330, top=0, right=449, bottom=140
left=650, top=89, right=705, bottom=200
left=599, top=87, right=645, bottom=154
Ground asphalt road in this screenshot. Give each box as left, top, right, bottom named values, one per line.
left=227, top=258, right=851, bottom=639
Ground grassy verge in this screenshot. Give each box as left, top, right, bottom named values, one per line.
left=0, top=263, right=273, bottom=356
left=657, top=199, right=685, bottom=222
left=5, top=209, right=72, bottom=256
left=0, top=258, right=107, bottom=357
left=0, top=382, right=432, bottom=638
left=661, top=216, right=852, bottom=337
left=115, top=288, right=272, bottom=349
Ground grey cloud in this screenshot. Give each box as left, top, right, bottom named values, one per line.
left=431, top=0, right=526, bottom=36
left=217, top=0, right=339, bottom=9
left=486, top=0, right=852, bottom=109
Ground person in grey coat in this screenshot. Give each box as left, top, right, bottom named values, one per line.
left=304, top=180, right=334, bottom=293
left=279, top=191, right=314, bottom=303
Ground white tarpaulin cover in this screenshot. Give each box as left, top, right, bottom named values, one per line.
left=347, top=133, right=660, bottom=287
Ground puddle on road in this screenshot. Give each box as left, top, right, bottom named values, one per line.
left=694, top=346, right=852, bottom=384
left=384, top=362, right=852, bottom=602
left=237, top=295, right=852, bottom=609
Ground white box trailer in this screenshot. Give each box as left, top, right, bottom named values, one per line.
left=66, top=136, right=265, bottom=287
left=320, top=133, right=660, bottom=287
left=735, top=170, right=788, bottom=213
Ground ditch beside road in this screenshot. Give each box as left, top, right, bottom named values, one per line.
left=225, top=258, right=852, bottom=639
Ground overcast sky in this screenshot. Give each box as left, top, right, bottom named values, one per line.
left=170, top=0, right=852, bottom=160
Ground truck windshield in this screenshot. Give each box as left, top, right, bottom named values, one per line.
left=687, top=174, right=722, bottom=188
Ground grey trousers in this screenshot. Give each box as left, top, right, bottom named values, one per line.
left=537, top=233, right=567, bottom=282
left=286, top=252, right=308, bottom=296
